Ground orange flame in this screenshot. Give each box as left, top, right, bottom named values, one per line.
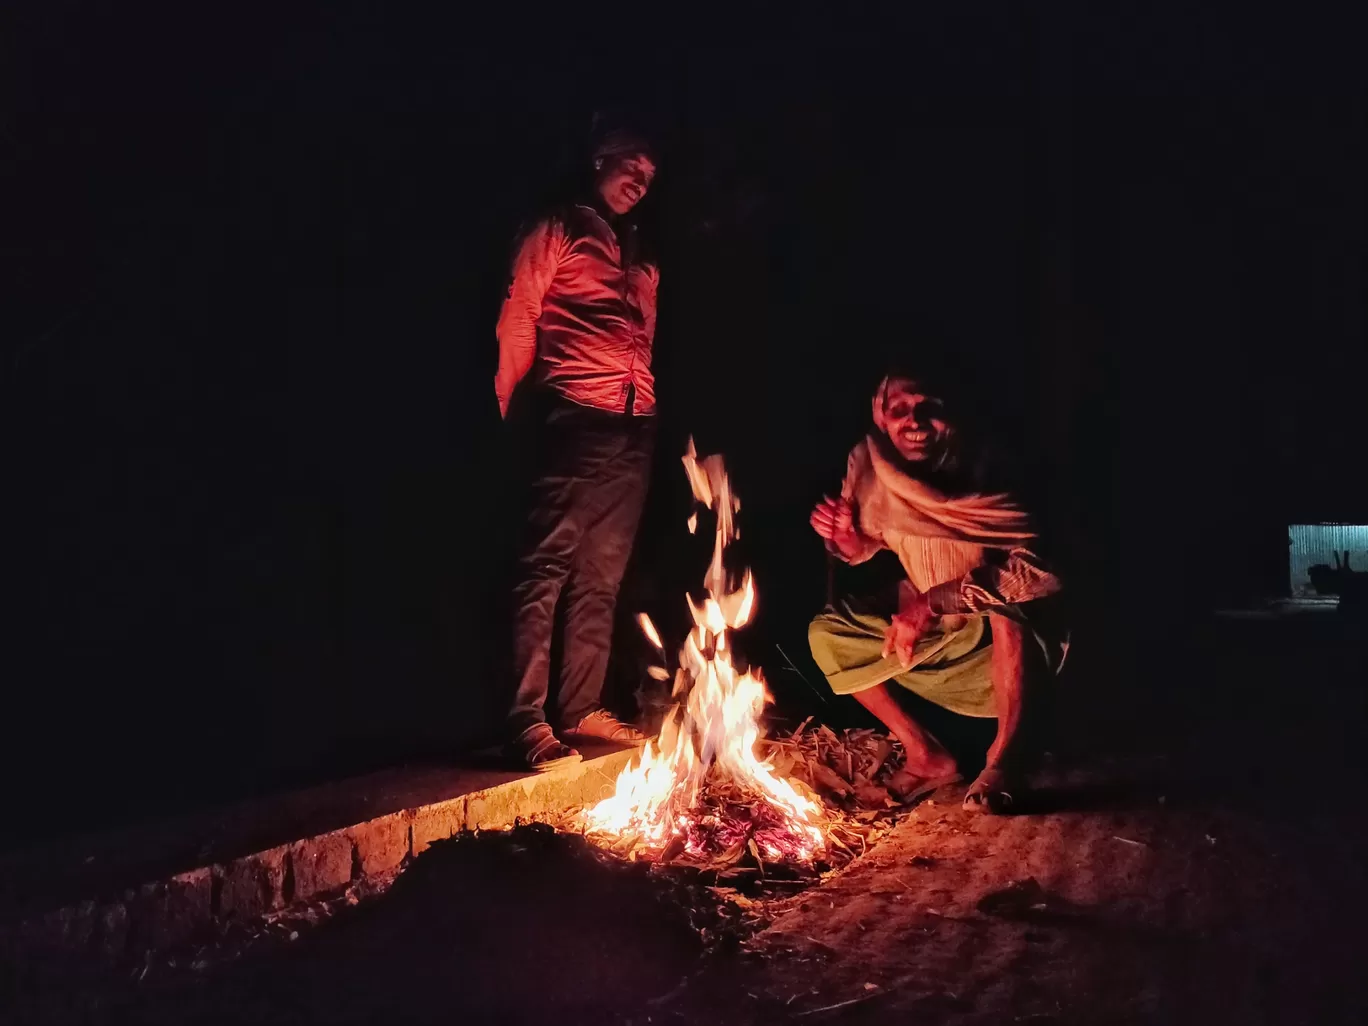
left=582, top=439, right=825, bottom=860
left=638, top=613, right=664, bottom=651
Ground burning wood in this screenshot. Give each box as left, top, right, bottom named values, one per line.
left=578, top=441, right=909, bottom=873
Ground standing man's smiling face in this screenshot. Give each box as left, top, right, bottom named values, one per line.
left=595, top=151, right=657, bottom=215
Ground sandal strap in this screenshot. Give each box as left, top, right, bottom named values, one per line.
left=578, top=710, right=641, bottom=738
left=525, top=732, right=567, bottom=762
left=514, top=724, right=577, bottom=766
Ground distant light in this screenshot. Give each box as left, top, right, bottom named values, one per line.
left=1288, top=523, right=1368, bottom=597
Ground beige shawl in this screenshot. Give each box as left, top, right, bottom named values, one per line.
left=841, top=435, right=1036, bottom=549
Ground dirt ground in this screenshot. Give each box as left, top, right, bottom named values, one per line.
left=8, top=613, right=1366, bottom=1025
left=705, top=756, right=1367, bottom=1025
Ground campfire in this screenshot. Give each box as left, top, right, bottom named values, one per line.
left=580, top=440, right=828, bottom=864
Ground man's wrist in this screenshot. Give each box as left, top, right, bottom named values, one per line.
left=893, top=581, right=930, bottom=624
left=834, top=530, right=863, bottom=559
left=924, top=580, right=966, bottom=616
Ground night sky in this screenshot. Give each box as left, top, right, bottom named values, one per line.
left=5, top=3, right=1364, bottom=844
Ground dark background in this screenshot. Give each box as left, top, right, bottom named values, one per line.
left=4, top=3, right=1364, bottom=847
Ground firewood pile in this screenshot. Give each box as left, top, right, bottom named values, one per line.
left=560, top=722, right=911, bottom=877
left=554, top=723, right=919, bottom=950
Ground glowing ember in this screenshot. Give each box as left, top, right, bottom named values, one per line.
left=581, top=440, right=826, bottom=862
left=637, top=613, right=664, bottom=651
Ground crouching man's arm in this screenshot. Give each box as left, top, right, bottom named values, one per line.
left=966, top=611, right=1029, bottom=811
left=810, top=494, right=881, bottom=564
left=922, top=547, right=1061, bottom=814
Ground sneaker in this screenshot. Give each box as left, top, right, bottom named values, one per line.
left=562, top=709, right=649, bottom=746
left=507, top=723, right=582, bottom=773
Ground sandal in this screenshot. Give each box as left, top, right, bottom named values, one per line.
left=562, top=709, right=649, bottom=746
left=963, top=765, right=1015, bottom=814
left=508, top=724, right=582, bottom=773
left=887, top=768, right=964, bottom=805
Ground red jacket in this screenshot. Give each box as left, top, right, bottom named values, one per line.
left=494, top=204, right=659, bottom=416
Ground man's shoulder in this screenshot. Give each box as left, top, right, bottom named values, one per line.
left=518, top=206, right=571, bottom=235
left=845, top=437, right=873, bottom=470
left=521, top=204, right=615, bottom=249
left=533, top=203, right=659, bottom=274
left=549, top=203, right=602, bottom=233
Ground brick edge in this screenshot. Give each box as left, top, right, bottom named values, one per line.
left=0, top=748, right=634, bottom=963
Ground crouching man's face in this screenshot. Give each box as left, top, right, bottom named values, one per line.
left=876, top=377, right=953, bottom=464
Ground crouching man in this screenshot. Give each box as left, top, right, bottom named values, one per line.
left=808, top=368, right=1067, bottom=813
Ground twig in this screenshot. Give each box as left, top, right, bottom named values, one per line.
left=775, top=645, right=830, bottom=704
left=795, top=991, right=884, bottom=1017
left=645, top=975, right=692, bottom=1007
left=1112, top=836, right=1149, bottom=848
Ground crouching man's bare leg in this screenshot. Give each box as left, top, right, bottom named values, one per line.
left=851, top=684, right=961, bottom=801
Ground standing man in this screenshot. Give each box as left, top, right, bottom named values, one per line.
left=496, top=131, right=659, bottom=770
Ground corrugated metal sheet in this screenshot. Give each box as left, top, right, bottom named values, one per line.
left=1288, top=523, right=1368, bottom=597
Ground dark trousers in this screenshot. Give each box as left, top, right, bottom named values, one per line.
left=507, top=393, right=655, bottom=736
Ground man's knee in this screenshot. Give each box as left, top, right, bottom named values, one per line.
left=513, top=548, right=574, bottom=593
left=807, top=610, right=836, bottom=653
left=808, top=599, right=864, bottom=643
left=807, top=611, right=845, bottom=678
left=573, top=530, right=635, bottom=593
left=515, top=507, right=581, bottom=577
